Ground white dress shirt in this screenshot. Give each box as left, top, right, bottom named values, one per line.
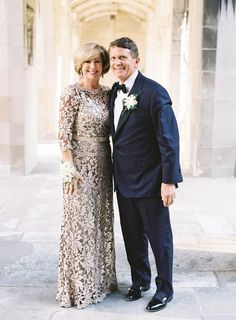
left=114, top=70, right=139, bottom=130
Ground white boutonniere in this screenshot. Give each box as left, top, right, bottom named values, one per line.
left=122, top=94, right=139, bottom=115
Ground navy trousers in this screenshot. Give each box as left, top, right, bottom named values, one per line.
left=117, top=190, right=174, bottom=299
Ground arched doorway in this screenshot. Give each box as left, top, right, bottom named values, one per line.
left=69, top=0, right=157, bottom=85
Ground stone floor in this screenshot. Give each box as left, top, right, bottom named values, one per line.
left=0, top=144, right=236, bottom=320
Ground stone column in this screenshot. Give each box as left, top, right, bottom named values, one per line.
left=169, top=0, right=186, bottom=117
left=194, top=0, right=236, bottom=176
left=0, top=0, right=37, bottom=174
left=212, top=2, right=236, bottom=176
left=59, top=0, right=73, bottom=86
left=178, top=0, right=203, bottom=174
left=145, top=0, right=174, bottom=88
left=36, top=0, right=72, bottom=142
left=36, top=0, right=58, bottom=141
left=0, top=0, right=10, bottom=174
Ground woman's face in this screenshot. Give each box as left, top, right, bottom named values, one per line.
left=81, top=55, right=103, bottom=81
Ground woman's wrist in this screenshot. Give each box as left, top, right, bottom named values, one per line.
left=60, top=161, right=77, bottom=184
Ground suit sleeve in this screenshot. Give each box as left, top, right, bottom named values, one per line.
left=150, top=86, right=183, bottom=184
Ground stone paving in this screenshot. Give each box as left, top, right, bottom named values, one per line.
left=0, top=144, right=236, bottom=320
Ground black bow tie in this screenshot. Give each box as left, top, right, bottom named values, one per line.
left=114, top=83, right=127, bottom=94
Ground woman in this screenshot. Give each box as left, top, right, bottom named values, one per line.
left=57, top=43, right=117, bottom=309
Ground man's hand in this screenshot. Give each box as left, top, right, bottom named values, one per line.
left=161, top=183, right=176, bottom=207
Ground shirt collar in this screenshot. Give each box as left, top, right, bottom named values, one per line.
left=122, top=69, right=139, bottom=93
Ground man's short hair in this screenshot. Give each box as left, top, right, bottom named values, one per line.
left=109, top=37, right=139, bottom=58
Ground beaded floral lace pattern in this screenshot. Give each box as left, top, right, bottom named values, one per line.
left=57, top=84, right=117, bottom=309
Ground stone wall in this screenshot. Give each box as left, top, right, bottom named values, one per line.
left=196, top=0, right=236, bottom=176
left=0, top=0, right=37, bottom=174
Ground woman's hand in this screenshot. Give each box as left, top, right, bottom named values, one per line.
left=60, top=158, right=84, bottom=195
left=64, top=171, right=84, bottom=195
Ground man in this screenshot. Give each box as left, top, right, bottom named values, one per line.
left=109, top=37, right=183, bottom=312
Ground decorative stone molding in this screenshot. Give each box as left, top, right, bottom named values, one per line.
left=23, top=0, right=36, bottom=66
left=26, top=5, right=34, bottom=65
left=70, top=0, right=156, bottom=22
left=0, top=0, right=6, bottom=27
left=218, top=0, right=236, bottom=12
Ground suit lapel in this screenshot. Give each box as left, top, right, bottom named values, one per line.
left=114, top=72, right=144, bottom=137
left=115, top=109, right=132, bottom=134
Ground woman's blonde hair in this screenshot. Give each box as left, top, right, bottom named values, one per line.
left=74, top=43, right=110, bottom=75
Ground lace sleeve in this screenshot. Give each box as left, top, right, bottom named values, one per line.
left=58, top=86, right=79, bottom=152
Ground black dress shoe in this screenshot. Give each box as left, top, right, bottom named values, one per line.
left=126, top=285, right=150, bottom=301
left=146, top=294, right=173, bottom=312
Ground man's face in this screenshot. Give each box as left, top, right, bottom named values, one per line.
left=109, top=46, right=140, bottom=83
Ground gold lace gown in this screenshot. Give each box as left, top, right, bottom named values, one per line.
left=57, top=84, right=117, bottom=309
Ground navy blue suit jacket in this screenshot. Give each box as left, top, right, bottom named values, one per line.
left=110, top=71, right=183, bottom=198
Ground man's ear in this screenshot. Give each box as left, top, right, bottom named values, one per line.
left=135, top=57, right=140, bottom=66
